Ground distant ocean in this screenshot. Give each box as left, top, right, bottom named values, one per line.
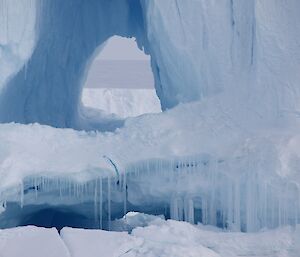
left=84, top=60, right=154, bottom=89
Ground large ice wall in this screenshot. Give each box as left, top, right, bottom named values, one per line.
left=0, top=0, right=299, bottom=128
left=142, top=0, right=300, bottom=117
left=0, top=0, right=147, bottom=129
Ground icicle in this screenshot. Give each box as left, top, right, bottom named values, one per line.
left=170, top=197, right=179, bottom=221
left=94, top=179, right=98, bottom=225
left=233, top=181, right=241, bottom=231
left=184, top=197, right=189, bottom=222
left=184, top=197, right=194, bottom=224
left=202, top=197, right=208, bottom=225
left=297, top=185, right=300, bottom=225
left=99, top=177, right=103, bottom=229
left=34, top=177, right=38, bottom=199
left=107, top=176, right=111, bottom=231
left=68, top=179, right=71, bottom=197
left=226, top=181, right=233, bottom=229
left=123, top=172, right=127, bottom=217
left=208, top=159, right=217, bottom=226
left=245, top=175, right=252, bottom=232
left=59, top=179, right=62, bottom=199
left=188, top=199, right=194, bottom=224
left=20, top=181, right=24, bottom=208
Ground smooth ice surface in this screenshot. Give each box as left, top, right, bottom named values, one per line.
left=0, top=226, right=70, bottom=257
left=82, top=88, right=161, bottom=118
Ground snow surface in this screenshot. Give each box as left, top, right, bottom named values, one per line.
left=81, top=88, right=161, bottom=118
left=0, top=213, right=299, bottom=257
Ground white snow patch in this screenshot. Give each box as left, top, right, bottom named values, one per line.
left=81, top=88, right=161, bottom=118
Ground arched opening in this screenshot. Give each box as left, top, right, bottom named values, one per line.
left=0, top=0, right=167, bottom=130
left=81, top=36, right=161, bottom=119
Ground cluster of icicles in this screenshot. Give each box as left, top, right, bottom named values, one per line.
left=0, top=154, right=299, bottom=232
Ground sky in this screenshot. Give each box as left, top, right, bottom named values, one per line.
left=96, top=36, right=150, bottom=60
left=85, top=36, right=154, bottom=89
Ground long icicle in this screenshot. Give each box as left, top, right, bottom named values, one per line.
left=107, top=176, right=111, bottom=231
left=99, top=177, right=103, bottom=230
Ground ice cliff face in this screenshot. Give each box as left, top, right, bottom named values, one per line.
left=0, top=0, right=299, bottom=129
left=143, top=0, right=300, bottom=120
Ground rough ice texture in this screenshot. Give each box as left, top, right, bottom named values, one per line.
left=82, top=88, right=161, bottom=118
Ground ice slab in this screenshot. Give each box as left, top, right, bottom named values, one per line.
left=61, top=227, right=137, bottom=257
left=0, top=226, right=70, bottom=257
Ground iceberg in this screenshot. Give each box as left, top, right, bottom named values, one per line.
left=0, top=0, right=299, bottom=241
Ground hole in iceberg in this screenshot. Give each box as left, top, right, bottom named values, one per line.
left=81, top=36, right=161, bottom=120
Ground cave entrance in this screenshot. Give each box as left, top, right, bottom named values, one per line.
left=81, top=36, right=161, bottom=119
